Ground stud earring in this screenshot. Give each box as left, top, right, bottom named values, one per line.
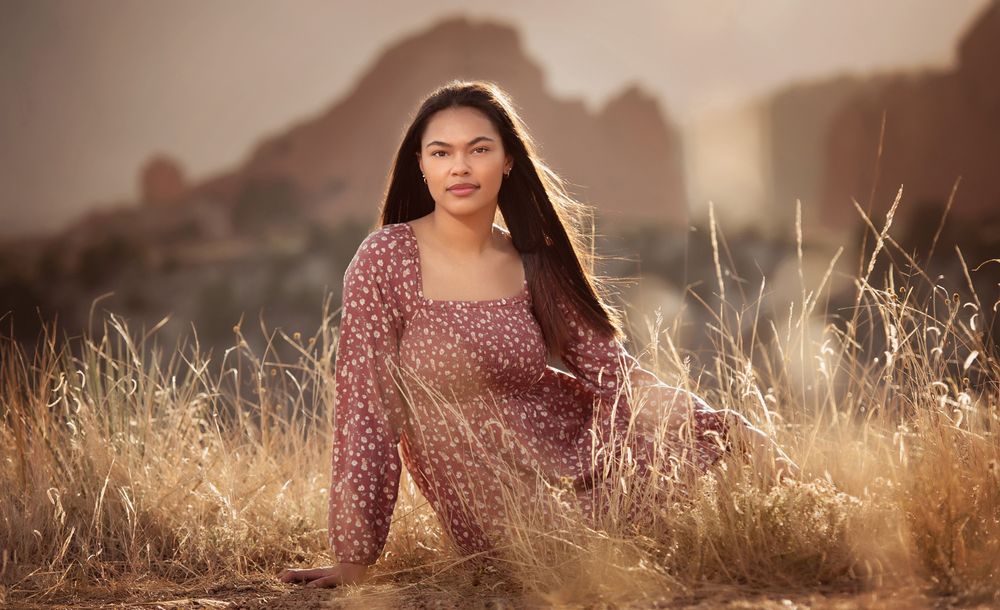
left=422, top=173, right=426, bottom=183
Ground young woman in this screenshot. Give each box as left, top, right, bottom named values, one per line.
left=279, top=80, right=796, bottom=588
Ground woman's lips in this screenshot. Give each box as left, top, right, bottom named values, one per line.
left=448, top=185, right=479, bottom=196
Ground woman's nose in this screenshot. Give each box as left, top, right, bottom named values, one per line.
left=450, top=154, right=471, bottom=173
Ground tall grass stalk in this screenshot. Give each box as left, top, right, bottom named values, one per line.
left=1, top=199, right=997, bottom=606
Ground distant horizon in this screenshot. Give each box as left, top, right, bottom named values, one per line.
left=0, top=0, right=991, bottom=238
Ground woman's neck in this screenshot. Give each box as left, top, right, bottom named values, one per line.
left=421, top=209, right=501, bottom=257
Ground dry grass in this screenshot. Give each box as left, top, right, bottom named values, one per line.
left=1, top=199, right=997, bottom=608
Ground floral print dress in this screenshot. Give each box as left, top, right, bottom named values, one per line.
left=328, top=222, right=733, bottom=565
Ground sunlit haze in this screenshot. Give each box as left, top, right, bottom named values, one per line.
left=0, top=0, right=989, bottom=237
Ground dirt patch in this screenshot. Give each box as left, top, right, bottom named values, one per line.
left=3, top=582, right=993, bottom=610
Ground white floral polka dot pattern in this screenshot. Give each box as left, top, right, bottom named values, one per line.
left=328, top=222, right=734, bottom=565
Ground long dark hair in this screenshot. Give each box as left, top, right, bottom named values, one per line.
left=377, top=80, right=624, bottom=358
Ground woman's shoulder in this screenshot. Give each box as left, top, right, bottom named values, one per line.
left=345, top=223, right=414, bottom=290
left=356, top=222, right=409, bottom=253
left=350, top=223, right=410, bottom=266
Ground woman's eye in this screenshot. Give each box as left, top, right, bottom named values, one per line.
left=429, top=147, right=487, bottom=157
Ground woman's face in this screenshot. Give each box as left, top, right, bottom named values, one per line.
left=416, top=106, right=513, bottom=219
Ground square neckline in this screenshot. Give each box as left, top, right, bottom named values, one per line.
left=399, top=222, right=529, bottom=307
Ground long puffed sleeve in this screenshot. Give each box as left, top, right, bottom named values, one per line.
left=556, top=295, right=643, bottom=409
left=556, top=295, right=731, bottom=477
left=556, top=294, right=718, bottom=411
left=328, top=236, right=408, bottom=566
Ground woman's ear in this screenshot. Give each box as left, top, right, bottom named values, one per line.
left=415, top=151, right=424, bottom=175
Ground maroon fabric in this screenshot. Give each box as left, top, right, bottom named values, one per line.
left=328, top=222, right=731, bottom=565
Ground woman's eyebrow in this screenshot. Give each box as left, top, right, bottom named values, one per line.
left=424, top=136, right=495, bottom=149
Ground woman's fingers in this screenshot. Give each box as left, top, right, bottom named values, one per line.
left=279, top=563, right=369, bottom=588
left=776, top=454, right=802, bottom=483
left=306, top=574, right=346, bottom=588
left=278, top=566, right=336, bottom=583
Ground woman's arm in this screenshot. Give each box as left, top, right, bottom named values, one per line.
left=281, top=232, right=408, bottom=587
left=555, top=297, right=800, bottom=482
left=327, top=234, right=408, bottom=566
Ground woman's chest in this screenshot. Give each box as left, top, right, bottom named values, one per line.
left=397, top=303, right=549, bottom=402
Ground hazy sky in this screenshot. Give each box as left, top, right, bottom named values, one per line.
left=0, top=0, right=990, bottom=238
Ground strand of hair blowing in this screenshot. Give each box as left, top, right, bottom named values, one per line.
left=377, top=80, right=625, bottom=359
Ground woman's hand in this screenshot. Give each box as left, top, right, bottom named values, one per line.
left=277, top=563, right=369, bottom=588
left=722, top=409, right=801, bottom=484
